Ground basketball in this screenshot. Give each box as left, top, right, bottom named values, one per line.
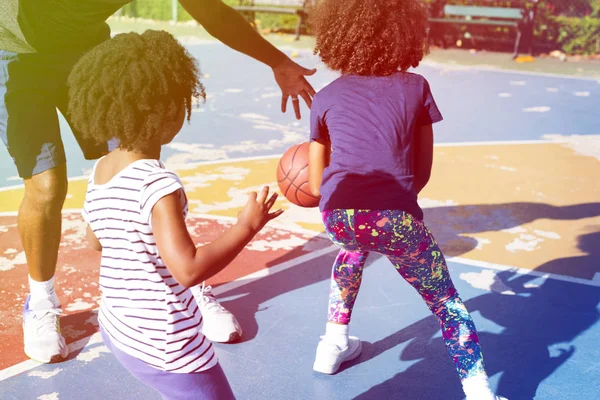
left=276, top=142, right=320, bottom=208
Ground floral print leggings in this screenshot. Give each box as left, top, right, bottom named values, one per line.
left=322, top=209, right=486, bottom=380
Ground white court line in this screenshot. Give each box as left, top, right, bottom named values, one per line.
left=422, top=60, right=600, bottom=81
left=435, top=139, right=562, bottom=147
left=1, top=242, right=599, bottom=380
left=0, top=245, right=338, bottom=381
left=448, top=256, right=600, bottom=288
left=2, top=150, right=598, bottom=378
left=209, top=244, right=339, bottom=296
left=0, top=332, right=103, bottom=382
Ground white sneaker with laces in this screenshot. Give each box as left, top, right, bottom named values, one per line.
left=313, top=336, right=362, bottom=374
left=196, top=283, right=242, bottom=343
left=23, top=295, right=69, bottom=363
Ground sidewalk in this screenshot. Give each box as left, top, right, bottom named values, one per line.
left=108, top=17, right=600, bottom=79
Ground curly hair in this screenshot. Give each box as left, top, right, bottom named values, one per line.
left=310, top=0, right=430, bottom=76
left=68, top=30, right=205, bottom=152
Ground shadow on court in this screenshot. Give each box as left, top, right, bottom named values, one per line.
left=426, top=202, right=600, bottom=258
left=351, top=231, right=600, bottom=400
left=219, top=201, right=600, bottom=338
left=57, top=309, right=99, bottom=362
left=216, top=204, right=600, bottom=399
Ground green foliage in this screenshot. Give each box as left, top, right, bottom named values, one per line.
left=121, top=0, right=191, bottom=21
left=535, top=1, right=600, bottom=54
left=120, top=1, right=305, bottom=33
left=554, top=15, right=600, bottom=54
left=121, top=0, right=239, bottom=22
left=254, top=12, right=302, bottom=33
left=119, top=0, right=598, bottom=55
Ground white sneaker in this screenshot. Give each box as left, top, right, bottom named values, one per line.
left=313, top=336, right=362, bottom=374
left=464, top=393, right=508, bottom=400
left=196, top=283, right=242, bottom=343
left=22, top=295, right=69, bottom=363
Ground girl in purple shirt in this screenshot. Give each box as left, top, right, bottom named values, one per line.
left=307, top=1, right=507, bottom=399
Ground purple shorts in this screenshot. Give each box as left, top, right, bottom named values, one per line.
left=101, top=329, right=236, bottom=400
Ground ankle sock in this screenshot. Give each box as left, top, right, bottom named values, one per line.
left=462, top=374, right=496, bottom=400
left=28, top=275, right=59, bottom=310
left=324, top=322, right=349, bottom=348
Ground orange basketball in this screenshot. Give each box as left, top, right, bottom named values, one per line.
left=276, top=142, right=320, bottom=208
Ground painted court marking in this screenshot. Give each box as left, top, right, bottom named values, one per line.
left=448, top=256, right=600, bottom=288
left=1, top=223, right=598, bottom=381
left=0, top=243, right=338, bottom=382
left=0, top=332, right=104, bottom=382
left=434, top=139, right=562, bottom=147
left=1, top=139, right=597, bottom=382
left=422, top=60, right=600, bottom=81
left=0, top=140, right=569, bottom=194
left=2, top=250, right=597, bottom=381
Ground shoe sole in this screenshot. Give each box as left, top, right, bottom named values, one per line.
left=23, top=329, right=69, bottom=364
left=313, top=340, right=363, bottom=375
left=205, top=331, right=242, bottom=344
left=24, top=347, right=69, bottom=364
left=225, top=331, right=241, bottom=343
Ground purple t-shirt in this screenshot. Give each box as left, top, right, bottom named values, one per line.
left=310, top=72, right=443, bottom=219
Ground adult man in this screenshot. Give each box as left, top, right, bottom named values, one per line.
left=0, top=0, right=315, bottom=363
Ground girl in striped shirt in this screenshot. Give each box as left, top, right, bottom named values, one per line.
left=69, top=30, right=282, bottom=400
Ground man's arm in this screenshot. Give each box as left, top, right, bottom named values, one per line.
left=180, top=0, right=285, bottom=68
left=179, top=0, right=316, bottom=119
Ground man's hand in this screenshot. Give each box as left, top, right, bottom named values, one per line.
left=273, top=58, right=317, bottom=120
left=179, top=0, right=317, bottom=119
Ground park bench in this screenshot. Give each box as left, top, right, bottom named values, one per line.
left=233, top=0, right=310, bottom=41
left=428, top=1, right=538, bottom=59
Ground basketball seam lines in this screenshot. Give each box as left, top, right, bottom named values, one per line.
left=281, top=145, right=303, bottom=198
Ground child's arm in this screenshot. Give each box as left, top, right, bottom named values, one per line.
left=414, top=124, right=434, bottom=194
left=152, top=186, right=282, bottom=288
left=308, top=139, right=330, bottom=197
left=86, top=224, right=102, bottom=251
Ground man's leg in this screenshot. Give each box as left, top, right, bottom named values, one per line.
left=20, top=165, right=67, bottom=282
left=20, top=165, right=69, bottom=362
left=1, top=51, right=69, bottom=362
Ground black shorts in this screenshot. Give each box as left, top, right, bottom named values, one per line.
left=0, top=50, right=109, bottom=178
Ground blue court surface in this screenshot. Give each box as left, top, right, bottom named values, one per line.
left=2, top=254, right=600, bottom=400
left=0, top=43, right=598, bottom=185
left=0, top=42, right=599, bottom=400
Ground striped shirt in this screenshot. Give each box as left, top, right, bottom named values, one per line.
left=82, top=158, right=217, bottom=373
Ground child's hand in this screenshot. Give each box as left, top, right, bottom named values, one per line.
left=237, top=186, right=284, bottom=233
